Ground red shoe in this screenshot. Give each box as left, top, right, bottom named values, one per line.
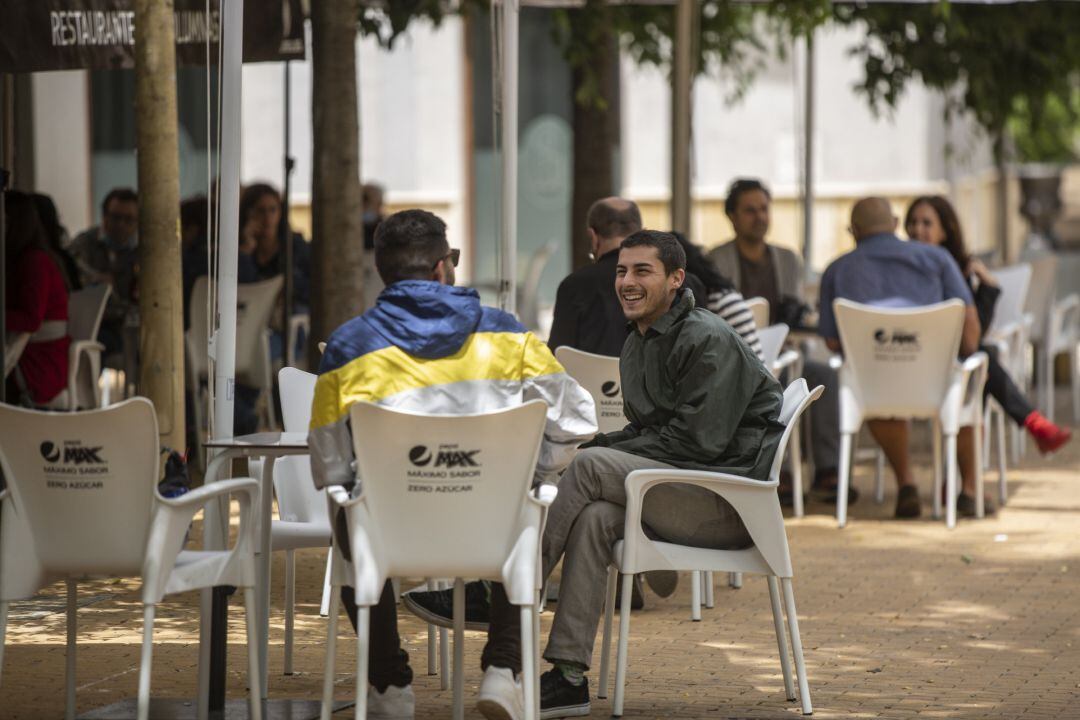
left=1024, top=411, right=1072, bottom=454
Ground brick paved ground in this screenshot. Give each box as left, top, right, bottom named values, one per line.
left=2, top=410, right=1079, bottom=719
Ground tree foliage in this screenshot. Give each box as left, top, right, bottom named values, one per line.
left=834, top=2, right=1080, bottom=162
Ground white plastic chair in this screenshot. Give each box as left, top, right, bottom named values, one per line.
left=1023, top=254, right=1058, bottom=423
left=1043, top=293, right=1080, bottom=423
left=833, top=299, right=989, bottom=529
left=0, top=398, right=261, bottom=720
left=63, top=284, right=111, bottom=410
left=745, top=297, right=770, bottom=330
left=270, top=367, right=335, bottom=675
left=186, top=276, right=212, bottom=467
left=4, top=332, right=29, bottom=378
left=555, top=346, right=626, bottom=434
left=758, top=323, right=808, bottom=519
left=983, top=264, right=1033, bottom=465
left=597, top=379, right=823, bottom=717
left=287, top=313, right=311, bottom=369
left=321, top=400, right=552, bottom=720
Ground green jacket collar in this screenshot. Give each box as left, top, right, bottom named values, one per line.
left=630, top=288, right=696, bottom=337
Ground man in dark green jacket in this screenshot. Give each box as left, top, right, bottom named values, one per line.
left=539, top=230, right=786, bottom=718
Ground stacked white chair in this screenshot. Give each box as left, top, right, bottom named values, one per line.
left=833, top=299, right=989, bottom=529
left=321, top=400, right=553, bottom=720
left=0, top=398, right=261, bottom=720
left=597, top=379, right=822, bottom=717
left=982, top=264, right=1032, bottom=499
left=63, top=284, right=111, bottom=410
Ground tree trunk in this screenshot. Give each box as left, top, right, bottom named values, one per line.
left=134, top=0, right=184, bottom=455
left=310, top=0, right=364, bottom=359
left=570, top=23, right=620, bottom=271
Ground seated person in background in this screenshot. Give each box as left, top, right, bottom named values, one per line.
left=237, top=182, right=311, bottom=319
left=308, top=209, right=596, bottom=720
left=68, top=187, right=139, bottom=357
left=905, top=196, right=1070, bottom=454
left=708, top=178, right=845, bottom=505
left=360, top=182, right=387, bottom=307
left=537, top=231, right=785, bottom=717
left=5, top=191, right=71, bottom=407
left=673, top=231, right=763, bottom=360
left=32, top=193, right=80, bottom=293
left=818, top=197, right=987, bottom=518
left=180, top=195, right=210, bottom=332
left=548, top=197, right=643, bottom=357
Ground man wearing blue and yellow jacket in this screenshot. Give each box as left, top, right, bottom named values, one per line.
left=308, top=209, right=597, bottom=720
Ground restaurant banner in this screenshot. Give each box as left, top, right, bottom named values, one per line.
left=0, top=0, right=305, bottom=73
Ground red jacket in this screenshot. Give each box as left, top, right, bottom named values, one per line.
left=7, top=248, right=70, bottom=404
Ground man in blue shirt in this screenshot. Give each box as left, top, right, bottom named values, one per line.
left=818, top=197, right=984, bottom=518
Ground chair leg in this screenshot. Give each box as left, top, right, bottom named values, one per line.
left=66, top=580, right=77, bottom=720
left=690, top=571, right=701, bottom=621
left=837, top=432, right=853, bottom=528
left=355, top=606, right=370, bottom=720
left=996, top=409, right=1008, bottom=506
left=704, top=571, right=715, bottom=607
left=790, top=421, right=805, bottom=518
left=729, top=572, right=743, bottom=589
left=874, top=449, right=885, bottom=504
left=520, top=605, right=537, bottom=720
left=244, top=587, right=264, bottom=720
left=932, top=421, right=943, bottom=521
left=438, top=580, right=449, bottom=691
left=320, top=589, right=340, bottom=720
left=612, top=572, right=634, bottom=717
left=284, top=550, right=295, bottom=676
left=197, top=588, right=212, bottom=720
left=1045, top=347, right=1055, bottom=424
left=137, top=604, right=156, bottom=720
left=974, top=422, right=985, bottom=520
left=1071, top=347, right=1079, bottom=422
left=598, top=568, right=617, bottom=699
left=0, top=600, right=7, bottom=687
left=425, top=577, right=438, bottom=675
left=766, top=576, right=795, bottom=701
left=945, top=433, right=958, bottom=530
left=532, top=594, right=541, bottom=719
left=319, top=555, right=334, bottom=617
left=781, top=578, right=813, bottom=715
left=453, top=580, right=465, bottom=720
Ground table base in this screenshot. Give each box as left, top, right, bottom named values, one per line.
left=79, top=698, right=355, bottom=720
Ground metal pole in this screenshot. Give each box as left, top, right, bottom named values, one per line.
left=671, top=0, right=694, bottom=235
left=0, top=74, right=10, bottom=403
left=499, top=0, right=519, bottom=315
left=282, top=60, right=294, bottom=367
left=801, top=29, right=815, bottom=274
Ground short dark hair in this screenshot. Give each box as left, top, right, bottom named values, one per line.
left=239, top=183, right=281, bottom=225
left=374, top=209, right=449, bottom=285
left=724, top=178, right=771, bottom=216
left=102, top=187, right=138, bottom=215
left=587, top=198, right=642, bottom=241
left=620, top=230, right=686, bottom=275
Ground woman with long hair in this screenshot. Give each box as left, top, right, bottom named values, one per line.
left=905, top=196, right=1070, bottom=456
left=5, top=190, right=71, bottom=406
left=673, top=231, right=763, bottom=360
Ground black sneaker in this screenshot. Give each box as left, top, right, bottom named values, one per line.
left=540, top=668, right=590, bottom=719
left=402, top=580, right=489, bottom=631
left=894, top=484, right=921, bottom=519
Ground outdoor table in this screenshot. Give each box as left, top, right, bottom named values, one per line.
left=198, top=432, right=348, bottom=720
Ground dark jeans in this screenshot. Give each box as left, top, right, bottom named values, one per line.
left=334, top=508, right=521, bottom=691
left=983, top=344, right=1034, bottom=425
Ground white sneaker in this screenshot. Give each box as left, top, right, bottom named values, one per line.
left=477, top=666, right=524, bottom=720
left=367, top=684, right=415, bottom=720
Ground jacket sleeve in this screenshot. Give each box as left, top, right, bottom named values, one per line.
left=6, top=252, right=50, bottom=333
left=521, top=333, right=599, bottom=478
left=610, top=330, right=756, bottom=462
left=307, top=357, right=356, bottom=490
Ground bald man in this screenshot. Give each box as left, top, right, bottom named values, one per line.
left=818, top=197, right=984, bottom=519
left=548, top=197, right=645, bottom=356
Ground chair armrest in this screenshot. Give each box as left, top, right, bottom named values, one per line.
left=155, top=477, right=258, bottom=510
left=533, top=484, right=558, bottom=507
left=960, top=351, right=989, bottom=375
left=828, top=354, right=843, bottom=371
left=327, top=485, right=351, bottom=507
left=0, top=487, right=8, bottom=502
left=772, top=349, right=801, bottom=377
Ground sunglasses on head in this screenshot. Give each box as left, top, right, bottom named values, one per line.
left=433, top=248, right=461, bottom=270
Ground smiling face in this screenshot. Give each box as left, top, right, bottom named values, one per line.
left=616, top=244, right=685, bottom=333
left=906, top=201, right=947, bottom=246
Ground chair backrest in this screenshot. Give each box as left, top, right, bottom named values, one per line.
left=236, top=276, right=284, bottom=388
left=744, top=297, right=769, bottom=330
left=68, top=284, right=111, bottom=342
left=1024, top=254, right=1058, bottom=342
left=756, top=323, right=789, bottom=369
left=834, top=299, right=965, bottom=418
left=187, top=275, right=211, bottom=382
left=349, top=399, right=547, bottom=579
left=517, top=240, right=559, bottom=332
left=278, top=367, right=317, bottom=432
left=0, top=398, right=158, bottom=599
left=767, top=378, right=825, bottom=482
left=987, top=263, right=1032, bottom=336
left=555, top=345, right=625, bottom=434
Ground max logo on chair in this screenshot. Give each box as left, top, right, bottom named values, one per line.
left=39, top=440, right=106, bottom=466
left=600, top=381, right=620, bottom=398
left=408, top=444, right=482, bottom=469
